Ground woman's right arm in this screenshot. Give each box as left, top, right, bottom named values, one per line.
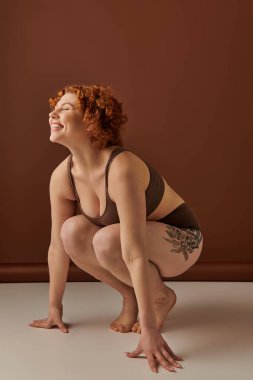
left=28, top=163, right=77, bottom=332
left=47, top=245, right=70, bottom=309
left=48, top=163, right=77, bottom=307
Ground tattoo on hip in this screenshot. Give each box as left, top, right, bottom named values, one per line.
left=163, top=225, right=203, bottom=261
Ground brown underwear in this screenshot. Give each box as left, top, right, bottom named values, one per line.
left=156, top=202, right=201, bottom=230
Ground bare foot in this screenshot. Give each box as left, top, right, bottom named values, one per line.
left=131, top=285, right=177, bottom=334
left=109, top=290, right=139, bottom=333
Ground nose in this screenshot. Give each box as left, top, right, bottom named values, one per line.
left=49, top=108, right=56, bottom=117
left=49, top=114, right=56, bottom=125
left=49, top=108, right=58, bottom=123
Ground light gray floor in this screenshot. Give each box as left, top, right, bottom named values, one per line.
left=0, top=281, right=252, bottom=379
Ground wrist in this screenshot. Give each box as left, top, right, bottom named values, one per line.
left=49, top=303, right=63, bottom=309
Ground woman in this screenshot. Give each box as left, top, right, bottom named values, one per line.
left=28, top=84, right=203, bottom=373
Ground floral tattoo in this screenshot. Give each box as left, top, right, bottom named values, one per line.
left=163, top=225, right=203, bottom=261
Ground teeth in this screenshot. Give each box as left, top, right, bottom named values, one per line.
left=51, top=124, right=63, bottom=129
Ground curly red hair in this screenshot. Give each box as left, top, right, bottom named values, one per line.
left=48, top=84, right=128, bottom=149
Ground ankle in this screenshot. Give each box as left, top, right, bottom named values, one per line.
left=153, top=285, right=175, bottom=303
left=153, top=292, right=170, bottom=303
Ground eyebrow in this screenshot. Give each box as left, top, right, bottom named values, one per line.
left=54, top=102, right=74, bottom=109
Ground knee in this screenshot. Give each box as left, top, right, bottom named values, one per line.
left=92, top=229, right=118, bottom=263
left=60, top=215, right=90, bottom=250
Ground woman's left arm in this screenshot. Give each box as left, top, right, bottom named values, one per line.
left=111, top=156, right=184, bottom=373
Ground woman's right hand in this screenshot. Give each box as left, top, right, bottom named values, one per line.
left=28, top=304, right=69, bottom=333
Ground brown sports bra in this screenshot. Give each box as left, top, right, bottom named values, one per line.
left=67, top=146, right=165, bottom=226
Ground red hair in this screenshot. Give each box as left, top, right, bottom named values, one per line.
left=49, top=84, right=128, bottom=149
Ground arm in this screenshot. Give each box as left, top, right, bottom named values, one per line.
left=29, top=164, right=78, bottom=333
left=108, top=155, right=184, bottom=372
left=124, top=256, right=157, bottom=331
left=111, top=155, right=158, bottom=331
left=48, top=246, right=70, bottom=308
left=48, top=166, right=77, bottom=308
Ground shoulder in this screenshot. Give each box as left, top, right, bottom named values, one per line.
left=110, top=150, right=146, bottom=175
left=109, top=150, right=149, bottom=196
left=50, top=155, right=76, bottom=201
left=111, top=150, right=139, bottom=168
left=108, top=151, right=149, bottom=245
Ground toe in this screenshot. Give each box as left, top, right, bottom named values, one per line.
left=110, top=324, right=118, bottom=332
left=131, top=322, right=138, bottom=332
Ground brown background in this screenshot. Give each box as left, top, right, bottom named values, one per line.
left=1, top=1, right=252, bottom=275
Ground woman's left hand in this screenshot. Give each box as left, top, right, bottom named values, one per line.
left=125, top=328, right=184, bottom=373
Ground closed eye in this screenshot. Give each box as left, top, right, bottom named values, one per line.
left=50, top=107, right=71, bottom=113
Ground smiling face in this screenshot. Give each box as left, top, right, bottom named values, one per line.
left=48, top=92, right=86, bottom=142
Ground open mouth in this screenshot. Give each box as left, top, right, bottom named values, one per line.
left=51, top=124, right=64, bottom=132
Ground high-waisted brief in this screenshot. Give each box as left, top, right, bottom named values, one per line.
left=156, top=202, right=201, bottom=231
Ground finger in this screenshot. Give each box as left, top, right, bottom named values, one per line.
left=125, top=346, right=142, bottom=358
left=29, top=319, right=46, bottom=324
left=28, top=321, right=47, bottom=328
left=155, top=351, right=177, bottom=372
left=29, top=320, right=51, bottom=328
left=165, top=344, right=184, bottom=361
left=58, top=322, right=69, bottom=333
left=147, top=354, right=158, bottom=373
left=28, top=320, right=45, bottom=326
left=160, top=347, right=183, bottom=369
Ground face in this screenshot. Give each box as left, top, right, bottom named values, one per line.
left=48, top=92, right=85, bottom=141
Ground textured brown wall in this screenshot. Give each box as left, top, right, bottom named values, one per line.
left=1, top=0, right=252, bottom=265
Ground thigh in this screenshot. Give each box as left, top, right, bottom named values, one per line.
left=146, top=221, right=203, bottom=277
left=96, top=221, right=203, bottom=278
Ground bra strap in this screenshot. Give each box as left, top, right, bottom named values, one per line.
left=105, top=147, right=130, bottom=188
left=67, top=154, right=80, bottom=202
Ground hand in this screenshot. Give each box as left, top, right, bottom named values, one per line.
left=125, top=328, right=183, bottom=373
left=28, top=304, right=69, bottom=334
